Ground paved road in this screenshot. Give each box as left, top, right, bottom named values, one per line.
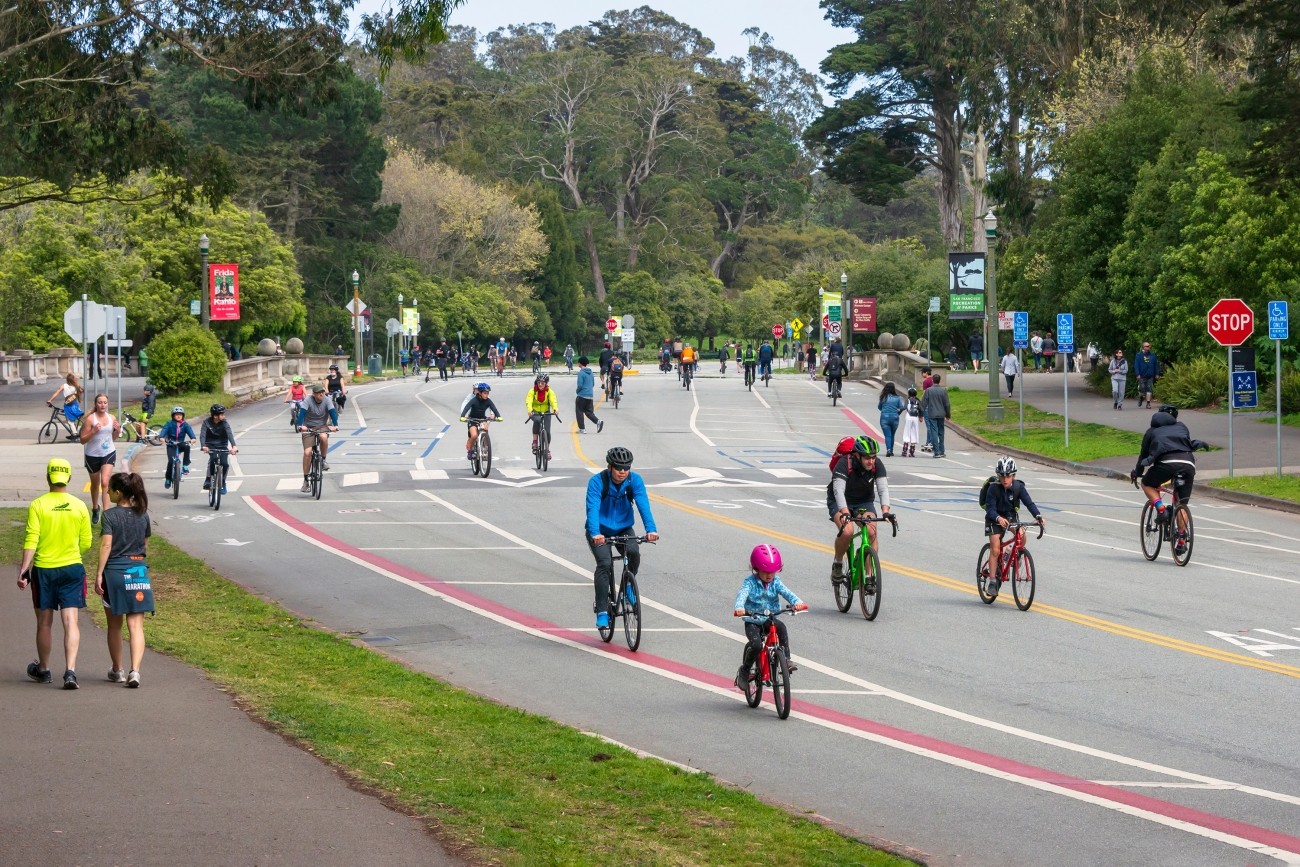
left=92, top=368, right=1300, bottom=867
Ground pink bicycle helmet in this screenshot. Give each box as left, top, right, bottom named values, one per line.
left=750, top=544, right=783, bottom=574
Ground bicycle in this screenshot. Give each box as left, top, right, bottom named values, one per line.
left=833, top=512, right=897, bottom=621
left=529, top=410, right=561, bottom=472
left=464, top=418, right=493, bottom=477
left=163, top=438, right=189, bottom=500
left=303, top=430, right=326, bottom=499
left=38, top=403, right=81, bottom=444
left=204, top=448, right=230, bottom=510
left=737, top=607, right=798, bottom=720
left=681, top=361, right=693, bottom=391
left=287, top=400, right=303, bottom=429
left=761, top=362, right=772, bottom=387
left=976, top=520, right=1044, bottom=610
left=828, top=378, right=843, bottom=407
left=596, top=534, right=651, bottom=651
left=744, top=363, right=755, bottom=391
left=120, top=411, right=163, bottom=446
left=1136, top=474, right=1194, bottom=566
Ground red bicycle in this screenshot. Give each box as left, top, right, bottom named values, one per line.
left=976, top=520, right=1044, bottom=610
left=737, top=607, right=799, bottom=720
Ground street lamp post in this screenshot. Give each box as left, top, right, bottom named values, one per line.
left=352, top=270, right=362, bottom=377
left=411, top=297, right=418, bottom=353
left=199, top=233, right=210, bottom=328
left=984, top=209, right=1004, bottom=421
left=840, top=271, right=848, bottom=359
left=397, top=293, right=404, bottom=356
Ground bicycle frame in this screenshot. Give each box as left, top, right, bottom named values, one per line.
left=598, top=534, right=652, bottom=651
left=977, top=520, right=1044, bottom=610
left=1136, top=474, right=1193, bottom=566
left=837, top=512, right=897, bottom=621
left=740, top=607, right=797, bottom=720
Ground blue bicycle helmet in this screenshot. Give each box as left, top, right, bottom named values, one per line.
left=475, top=381, right=491, bottom=392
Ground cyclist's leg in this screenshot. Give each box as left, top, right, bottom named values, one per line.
left=987, top=523, right=1004, bottom=576
left=829, top=501, right=853, bottom=563
left=317, top=431, right=330, bottom=461
left=774, top=618, right=790, bottom=657
left=741, top=621, right=764, bottom=670
left=621, top=534, right=640, bottom=576
left=301, top=433, right=314, bottom=475
left=530, top=415, right=541, bottom=448
left=465, top=422, right=478, bottom=453
left=179, top=443, right=191, bottom=471
left=587, top=536, right=615, bottom=613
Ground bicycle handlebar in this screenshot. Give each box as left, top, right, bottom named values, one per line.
left=524, top=411, right=562, bottom=423
left=842, top=512, right=899, bottom=537
left=603, top=534, right=655, bottom=544
left=740, top=606, right=799, bottom=619
left=1002, top=520, right=1045, bottom=540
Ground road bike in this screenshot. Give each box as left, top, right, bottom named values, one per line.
left=834, top=511, right=897, bottom=621
left=681, top=361, right=693, bottom=391
left=38, top=403, right=81, bottom=444
left=204, top=448, right=230, bottom=510
left=529, top=410, right=560, bottom=472
left=605, top=375, right=620, bottom=410
left=761, top=361, right=772, bottom=387
left=164, top=438, right=190, bottom=500
left=827, top=377, right=843, bottom=407
left=303, top=429, right=327, bottom=499
left=737, top=607, right=798, bottom=720
left=597, top=534, right=652, bottom=651
left=120, top=411, right=164, bottom=446
left=976, top=520, right=1044, bottom=610
left=744, top=363, right=756, bottom=391
left=464, top=418, right=493, bottom=477
left=1136, top=474, right=1194, bottom=566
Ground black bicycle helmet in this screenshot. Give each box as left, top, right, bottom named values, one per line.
left=210, top=403, right=226, bottom=415
left=995, top=456, right=1018, bottom=476
left=605, top=446, right=634, bottom=467
left=851, top=435, right=880, bottom=457
left=535, top=374, right=550, bottom=385
left=1158, top=403, right=1179, bottom=418
left=329, top=363, right=339, bottom=371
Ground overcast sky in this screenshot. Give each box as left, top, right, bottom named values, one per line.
left=352, top=0, right=851, bottom=80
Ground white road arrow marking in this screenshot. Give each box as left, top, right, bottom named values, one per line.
left=217, top=538, right=252, bottom=546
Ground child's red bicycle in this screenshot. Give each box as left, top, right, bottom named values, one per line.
left=738, top=607, right=798, bottom=720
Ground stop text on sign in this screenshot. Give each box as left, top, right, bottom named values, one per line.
left=1209, top=312, right=1252, bottom=331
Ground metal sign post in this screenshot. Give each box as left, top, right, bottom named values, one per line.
left=1269, top=301, right=1289, bottom=477
left=1013, top=312, right=1029, bottom=438
left=1056, top=313, right=1074, bottom=448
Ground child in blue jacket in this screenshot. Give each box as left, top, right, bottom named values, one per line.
left=733, top=544, right=807, bottom=689
left=158, top=407, right=197, bottom=488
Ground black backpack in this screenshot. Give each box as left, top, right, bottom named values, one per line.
left=601, top=470, right=635, bottom=505
left=979, top=476, right=1021, bottom=511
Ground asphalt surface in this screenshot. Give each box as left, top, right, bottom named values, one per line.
left=3, top=365, right=1298, bottom=866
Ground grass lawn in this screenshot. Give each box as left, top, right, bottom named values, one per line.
left=120, top=389, right=237, bottom=422
left=0, top=510, right=908, bottom=866
left=1208, top=474, right=1300, bottom=504
left=948, top=387, right=1144, bottom=462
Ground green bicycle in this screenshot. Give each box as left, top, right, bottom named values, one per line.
left=833, top=511, right=897, bottom=621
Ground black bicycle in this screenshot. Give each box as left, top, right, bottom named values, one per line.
left=681, top=361, right=693, bottom=391
left=744, top=363, right=756, bottom=391
left=164, top=438, right=189, bottom=500
left=39, top=403, right=80, bottom=444
left=597, top=534, right=652, bottom=651
left=529, top=411, right=560, bottom=472
left=1137, top=474, right=1194, bottom=566
left=828, top=378, right=843, bottom=407
left=204, top=448, right=230, bottom=510
left=464, top=418, right=494, bottom=477
left=606, top=375, right=621, bottom=410
left=303, top=430, right=327, bottom=499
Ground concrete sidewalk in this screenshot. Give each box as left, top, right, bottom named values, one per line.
left=0, top=381, right=466, bottom=866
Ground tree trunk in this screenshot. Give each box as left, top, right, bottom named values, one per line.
left=963, top=124, right=990, bottom=252
left=933, top=95, right=965, bottom=251
left=583, top=224, right=606, bottom=301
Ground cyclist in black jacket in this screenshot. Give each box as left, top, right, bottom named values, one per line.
left=984, top=456, right=1044, bottom=596
left=1131, top=405, right=1208, bottom=518
left=200, top=405, right=239, bottom=493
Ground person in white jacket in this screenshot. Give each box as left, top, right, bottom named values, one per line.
left=1000, top=351, right=1021, bottom=396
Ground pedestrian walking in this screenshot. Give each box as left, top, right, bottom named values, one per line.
left=1041, top=332, right=1058, bottom=372
left=1001, top=350, right=1021, bottom=396
left=877, top=382, right=903, bottom=456
left=920, top=374, right=951, bottom=458
left=1133, top=341, right=1160, bottom=408
left=574, top=356, right=603, bottom=434
left=1030, top=331, right=1043, bottom=371
left=1109, top=349, right=1129, bottom=409
left=96, top=472, right=154, bottom=688
left=1088, top=342, right=1100, bottom=371
left=969, top=329, right=984, bottom=371
left=18, top=458, right=93, bottom=689
left=79, top=393, right=121, bottom=525
left=900, top=386, right=921, bottom=457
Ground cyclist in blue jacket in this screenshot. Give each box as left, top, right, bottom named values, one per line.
left=585, top=447, right=659, bottom=629
left=733, top=544, right=807, bottom=689
left=158, top=407, right=197, bottom=489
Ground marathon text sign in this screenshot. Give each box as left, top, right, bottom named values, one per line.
left=850, top=297, right=877, bottom=332
left=948, top=253, right=985, bottom=319
left=209, top=264, right=240, bottom=322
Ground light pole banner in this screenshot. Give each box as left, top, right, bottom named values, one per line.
left=947, top=253, right=985, bottom=319
left=820, top=291, right=842, bottom=340
left=209, top=264, right=240, bottom=321
left=402, top=307, right=420, bottom=336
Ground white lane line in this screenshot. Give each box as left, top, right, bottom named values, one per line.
left=676, top=467, right=723, bottom=479
left=910, top=473, right=960, bottom=482
left=341, top=472, right=380, bottom=487
left=795, top=689, right=886, bottom=696
left=360, top=546, right=526, bottom=551
left=349, top=393, right=367, bottom=428
left=1045, top=478, right=1097, bottom=487
left=763, top=468, right=810, bottom=479
left=688, top=385, right=714, bottom=447
left=409, top=469, right=449, bottom=480
left=411, top=492, right=1300, bottom=810
left=275, top=477, right=302, bottom=490
left=1093, top=782, right=1240, bottom=790
left=224, top=480, right=242, bottom=492
left=445, top=581, right=589, bottom=586
left=311, top=520, right=474, bottom=525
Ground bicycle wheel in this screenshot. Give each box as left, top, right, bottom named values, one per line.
left=209, top=463, right=222, bottom=509
left=479, top=432, right=492, bottom=478
left=743, top=656, right=763, bottom=707
left=1012, top=548, right=1036, bottom=611
left=832, top=388, right=838, bottom=407
left=771, top=651, right=792, bottom=720
left=171, top=459, right=181, bottom=500
left=685, top=371, right=692, bottom=391
left=621, top=573, right=641, bottom=651
left=310, top=453, right=322, bottom=500
left=145, top=431, right=164, bottom=446
left=38, top=421, right=59, bottom=444
left=1171, top=503, right=1194, bottom=567
left=598, top=579, right=615, bottom=643
left=975, top=543, right=996, bottom=603
left=469, top=444, right=481, bottom=476
left=832, top=555, right=853, bottom=613
left=858, top=546, right=882, bottom=621
left=539, top=428, right=550, bottom=473
left=1139, top=501, right=1163, bottom=561
left=612, top=385, right=620, bottom=409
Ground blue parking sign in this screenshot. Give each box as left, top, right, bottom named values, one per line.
left=1056, top=313, right=1074, bottom=353
left=1232, top=370, right=1258, bottom=409
left=1269, top=301, right=1289, bottom=340
left=1013, top=311, right=1029, bottom=349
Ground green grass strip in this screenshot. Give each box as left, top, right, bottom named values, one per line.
left=1, top=510, right=909, bottom=866
left=947, top=388, right=1144, bottom=462
left=1208, top=474, right=1300, bottom=504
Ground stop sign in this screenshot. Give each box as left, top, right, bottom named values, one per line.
left=772, top=324, right=785, bottom=338
left=1207, top=298, right=1254, bottom=346
left=606, top=317, right=618, bottom=332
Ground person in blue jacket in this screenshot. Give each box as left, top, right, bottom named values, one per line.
left=1133, top=341, right=1161, bottom=408
left=585, top=446, right=659, bottom=629
left=157, top=407, right=197, bottom=489
left=732, top=544, right=808, bottom=689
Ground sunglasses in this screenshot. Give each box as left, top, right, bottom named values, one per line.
left=611, top=464, right=631, bottom=472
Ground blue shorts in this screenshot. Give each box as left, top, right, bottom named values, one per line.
left=33, top=563, right=87, bottom=610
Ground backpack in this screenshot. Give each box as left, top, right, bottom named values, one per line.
left=827, top=439, right=855, bottom=471
left=906, top=397, right=922, bottom=417
left=825, top=355, right=844, bottom=375
left=600, top=470, right=635, bottom=505
left=979, top=476, right=1021, bottom=511
left=610, top=356, right=624, bottom=372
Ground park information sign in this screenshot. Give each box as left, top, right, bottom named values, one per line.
left=850, top=297, right=877, bottom=332
left=948, top=253, right=985, bottom=319
left=209, top=264, right=240, bottom=321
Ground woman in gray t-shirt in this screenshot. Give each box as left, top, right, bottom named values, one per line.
left=96, top=472, right=154, bottom=688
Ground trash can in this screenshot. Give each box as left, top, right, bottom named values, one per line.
left=367, top=354, right=382, bottom=376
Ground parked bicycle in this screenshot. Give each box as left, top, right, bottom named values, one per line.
left=833, top=511, right=897, bottom=621
left=1136, top=475, right=1194, bottom=566
left=38, top=403, right=80, bottom=444
left=976, top=520, right=1044, bottom=610
left=597, top=534, right=651, bottom=651
left=737, top=607, right=798, bottom=720
left=464, top=418, right=493, bottom=478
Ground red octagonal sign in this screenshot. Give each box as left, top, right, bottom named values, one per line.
left=606, top=317, right=618, bottom=332
left=1207, top=298, right=1254, bottom=346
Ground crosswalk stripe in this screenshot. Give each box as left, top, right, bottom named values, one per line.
left=408, top=469, right=449, bottom=480
left=910, top=473, right=960, bottom=482
left=341, top=472, right=380, bottom=487
left=276, top=477, right=302, bottom=490
left=762, top=468, right=810, bottom=478
left=676, top=466, right=723, bottom=478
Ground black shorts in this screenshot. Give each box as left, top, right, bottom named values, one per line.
left=85, top=452, right=117, bottom=474
left=1141, top=464, right=1194, bottom=501
left=828, top=498, right=875, bottom=521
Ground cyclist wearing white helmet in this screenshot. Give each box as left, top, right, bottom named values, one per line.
left=459, top=382, right=503, bottom=459
left=984, top=456, right=1044, bottom=597
left=585, top=447, right=659, bottom=630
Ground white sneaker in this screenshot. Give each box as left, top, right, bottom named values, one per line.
left=126, top=670, right=140, bottom=688
left=107, top=668, right=126, bottom=683
left=300, top=480, right=311, bottom=493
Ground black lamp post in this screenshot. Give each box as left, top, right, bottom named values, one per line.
left=984, top=209, right=1003, bottom=421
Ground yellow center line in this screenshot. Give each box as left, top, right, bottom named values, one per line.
left=576, top=421, right=1300, bottom=679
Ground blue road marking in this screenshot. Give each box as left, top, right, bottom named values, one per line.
left=351, top=426, right=366, bottom=436
left=421, top=425, right=452, bottom=458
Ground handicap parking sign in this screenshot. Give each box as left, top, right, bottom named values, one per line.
left=1056, top=313, right=1074, bottom=353
left=1013, top=312, right=1029, bottom=349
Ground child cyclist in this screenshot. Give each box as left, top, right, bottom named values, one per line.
left=158, top=406, right=197, bottom=489
left=984, top=456, right=1045, bottom=597
left=459, top=382, right=503, bottom=459
left=733, top=544, right=808, bottom=690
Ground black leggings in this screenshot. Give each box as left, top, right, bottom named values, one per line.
left=743, top=619, right=789, bottom=667
left=588, top=533, right=639, bottom=613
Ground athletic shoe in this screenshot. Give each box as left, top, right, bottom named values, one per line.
left=321, top=462, right=330, bottom=471
left=467, top=449, right=475, bottom=459
left=27, top=662, right=51, bottom=683
left=300, top=480, right=310, bottom=493
left=164, top=477, right=172, bottom=489
left=595, top=611, right=610, bottom=629
left=734, top=667, right=749, bottom=690
left=126, top=670, right=140, bottom=688
left=91, top=508, right=100, bottom=525
left=182, top=465, right=190, bottom=475
left=831, top=561, right=844, bottom=581
left=62, top=670, right=78, bottom=690
left=107, top=668, right=126, bottom=683
left=787, top=661, right=799, bottom=673
left=986, top=578, right=1000, bottom=598
left=202, top=479, right=210, bottom=490
left=219, top=486, right=227, bottom=495
left=546, top=451, right=552, bottom=460
left=596, top=420, right=604, bottom=433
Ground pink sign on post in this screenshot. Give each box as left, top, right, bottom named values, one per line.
left=850, top=297, right=877, bottom=332
left=209, top=264, right=240, bottom=322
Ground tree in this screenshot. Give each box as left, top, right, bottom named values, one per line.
left=663, top=272, right=725, bottom=342
left=605, top=271, right=672, bottom=342
left=528, top=187, right=585, bottom=344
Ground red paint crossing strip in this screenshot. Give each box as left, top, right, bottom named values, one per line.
left=250, top=494, right=1300, bottom=859
left=840, top=406, right=884, bottom=442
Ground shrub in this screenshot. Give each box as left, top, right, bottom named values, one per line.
left=146, top=322, right=228, bottom=395
left=1156, top=356, right=1227, bottom=408
left=1260, top=365, right=1300, bottom=414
